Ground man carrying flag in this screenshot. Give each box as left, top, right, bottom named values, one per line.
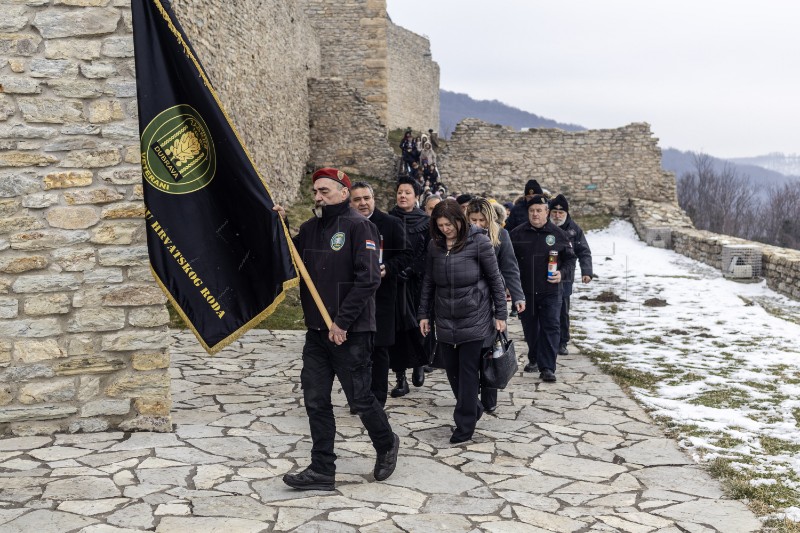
left=274, top=169, right=400, bottom=490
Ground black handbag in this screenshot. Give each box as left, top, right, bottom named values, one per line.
left=480, top=331, right=517, bottom=389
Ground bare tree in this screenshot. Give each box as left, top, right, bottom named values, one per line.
left=677, top=152, right=754, bottom=239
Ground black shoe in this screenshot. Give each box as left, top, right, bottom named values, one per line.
left=423, top=365, right=435, bottom=373
left=523, top=363, right=538, bottom=373
left=374, top=433, right=400, bottom=481
left=558, top=344, right=569, bottom=356
left=283, top=467, right=335, bottom=491
left=509, top=309, right=518, bottom=318
left=540, top=370, right=557, bottom=382
left=485, top=405, right=497, bottom=414
left=449, top=433, right=471, bottom=444
left=390, top=373, right=409, bottom=398
left=411, top=366, right=425, bottom=387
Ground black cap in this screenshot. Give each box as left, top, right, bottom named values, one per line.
left=524, top=179, right=543, bottom=196
left=549, top=194, right=569, bottom=212
left=456, top=194, right=474, bottom=205
left=526, top=195, right=549, bottom=209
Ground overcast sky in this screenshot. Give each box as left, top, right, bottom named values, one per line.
left=386, top=0, right=799, bottom=159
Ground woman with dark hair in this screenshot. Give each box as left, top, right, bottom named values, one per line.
left=388, top=177, right=430, bottom=397
left=466, top=197, right=525, bottom=413
left=418, top=200, right=507, bottom=443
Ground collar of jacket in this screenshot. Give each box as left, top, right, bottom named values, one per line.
left=528, top=220, right=556, bottom=233
left=318, top=201, right=351, bottom=220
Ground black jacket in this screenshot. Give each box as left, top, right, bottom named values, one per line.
left=293, top=201, right=380, bottom=332
left=368, top=208, right=412, bottom=346
left=559, top=216, right=593, bottom=281
left=510, top=220, right=576, bottom=297
left=418, top=226, right=507, bottom=345
left=496, top=228, right=525, bottom=304
left=505, top=198, right=529, bottom=232
left=388, top=205, right=430, bottom=331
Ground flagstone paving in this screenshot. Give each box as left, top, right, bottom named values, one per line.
left=0, top=324, right=762, bottom=532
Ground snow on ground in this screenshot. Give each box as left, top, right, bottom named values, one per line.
left=570, top=220, right=800, bottom=504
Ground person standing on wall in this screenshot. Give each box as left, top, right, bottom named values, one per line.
left=274, top=168, right=399, bottom=491
left=548, top=194, right=593, bottom=355
left=510, top=195, right=576, bottom=383
left=418, top=200, right=508, bottom=443
left=350, top=181, right=412, bottom=407
left=388, top=177, right=431, bottom=396
left=465, top=198, right=525, bottom=413
left=506, top=179, right=544, bottom=231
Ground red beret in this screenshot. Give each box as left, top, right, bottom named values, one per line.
left=312, top=167, right=351, bottom=189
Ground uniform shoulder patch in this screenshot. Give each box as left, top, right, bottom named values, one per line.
left=366, top=239, right=376, bottom=250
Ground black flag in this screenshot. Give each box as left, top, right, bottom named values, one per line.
left=131, top=0, right=298, bottom=353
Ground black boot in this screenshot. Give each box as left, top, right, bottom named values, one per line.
left=390, top=372, right=409, bottom=398
left=411, top=366, right=425, bottom=387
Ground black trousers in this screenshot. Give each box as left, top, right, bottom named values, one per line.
left=559, top=282, right=573, bottom=345
left=519, top=291, right=562, bottom=373
left=301, top=330, right=394, bottom=476
left=371, top=345, right=390, bottom=407
left=440, top=339, right=484, bottom=441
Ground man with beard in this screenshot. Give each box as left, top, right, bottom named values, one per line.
left=548, top=194, right=593, bottom=355
left=274, top=168, right=399, bottom=491
left=350, top=181, right=412, bottom=407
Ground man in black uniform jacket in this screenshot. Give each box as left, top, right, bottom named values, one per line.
left=276, top=168, right=399, bottom=491
left=510, top=195, right=576, bottom=382
left=350, top=181, right=412, bottom=407
left=549, top=194, right=593, bottom=355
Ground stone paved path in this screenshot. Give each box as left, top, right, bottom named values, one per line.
left=0, top=323, right=762, bottom=532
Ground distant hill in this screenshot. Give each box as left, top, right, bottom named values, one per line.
left=661, top=148, right=798, bottom=195
left=439, top=89, right=585, bottom=138
left=729, top=153, right=800, bottom=177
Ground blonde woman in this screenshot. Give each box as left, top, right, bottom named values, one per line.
left=466, top=197, right=526, bottom=413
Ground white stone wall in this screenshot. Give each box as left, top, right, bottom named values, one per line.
left=0, top=0, right=171, bottom=435
left=439, top=120, right=676, bottom=216
left=387, top=22, right=440, bottom=134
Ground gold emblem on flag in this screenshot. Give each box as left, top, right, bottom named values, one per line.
left=141, top=104, right=216, bottom=194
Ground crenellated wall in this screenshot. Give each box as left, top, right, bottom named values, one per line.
left=387, top=22, right=440, bottom=133
left=439, top=119, right=676, bottom=216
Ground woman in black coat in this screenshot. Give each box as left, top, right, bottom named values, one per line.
left=388, top=177, right=430, bottom=397
left=418, top=200, right=507, bottom=444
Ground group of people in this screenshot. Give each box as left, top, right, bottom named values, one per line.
left=400, top=129, right=445, bottom=198
left=275, top=168, right=593, bottom=491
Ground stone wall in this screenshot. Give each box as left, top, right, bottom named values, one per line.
left=300, top=0, right=390, bottom=126
left=170, top=0, right=321, bottom=205
left=308, top=77, right=395, bottom=179
left=0, top=1, right=171, bottom=435
left=387, top=22, right=440, bottom=134
left=629, top=200, right=800, bottom=301
left=0, top=0, right=325, bottom=436
left=439, top=119, right=676, bottom=217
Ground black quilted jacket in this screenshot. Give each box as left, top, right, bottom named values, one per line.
left=417, top=226, right=507, bottom=345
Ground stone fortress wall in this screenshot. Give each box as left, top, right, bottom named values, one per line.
left=0, top=0, right=171, bottom=435
left=0, top=0, right=438, bottom=436
left=386, top=22, right=440, bottom=134
left=629, top=199, right=800, bottom=301
left=439, top=119, right=677, bottom=216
